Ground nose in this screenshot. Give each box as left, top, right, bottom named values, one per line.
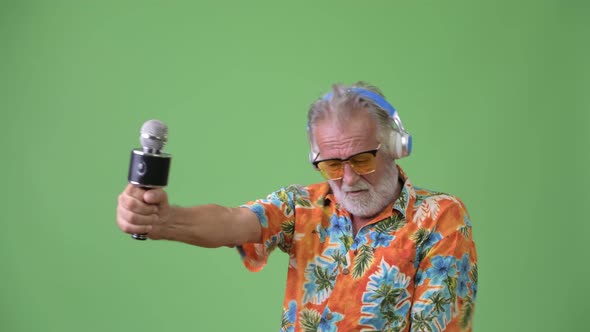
left=341, top=163, right=360, bottom=186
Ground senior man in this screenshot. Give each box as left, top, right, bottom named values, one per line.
left=117, top=82, right=478, bottom=331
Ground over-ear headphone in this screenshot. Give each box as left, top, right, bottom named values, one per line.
left=309, top=87, right=412, bottom=163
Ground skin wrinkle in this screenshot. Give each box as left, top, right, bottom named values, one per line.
left=115, top=82, right=477, bottom=330
left=307, top=83, right=394, bottom=158
left=312, top=112, right=401, bottom=232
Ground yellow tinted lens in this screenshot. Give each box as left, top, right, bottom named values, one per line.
left=350, top=152, right=377, bottom=174
left=317, top=160, right=344, bottom=179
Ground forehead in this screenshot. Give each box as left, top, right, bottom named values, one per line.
left=312, top=113, right=378, bottom=158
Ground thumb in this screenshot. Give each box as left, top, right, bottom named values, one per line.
left=143, top=188, right=168, bottom=205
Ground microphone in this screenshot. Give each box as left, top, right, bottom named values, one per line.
left=127, top=120, right=172, bottom=240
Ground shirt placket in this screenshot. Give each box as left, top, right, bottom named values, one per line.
left=318, top=209, right=356, bottom=327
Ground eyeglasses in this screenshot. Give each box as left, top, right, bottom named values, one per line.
left=312, top=144, right=381, bottom=180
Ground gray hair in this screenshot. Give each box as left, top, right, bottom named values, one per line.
left=306, top=81, right=395, bottom=156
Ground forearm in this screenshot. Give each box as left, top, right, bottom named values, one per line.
left=151, top=204, right=261, bottom=248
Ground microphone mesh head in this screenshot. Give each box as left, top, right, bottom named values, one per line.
left=140, top=119, right=168, bottom=151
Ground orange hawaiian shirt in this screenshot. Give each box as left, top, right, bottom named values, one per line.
left=238, top=167, right=477, bottom=331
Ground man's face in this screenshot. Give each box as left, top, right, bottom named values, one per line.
left=312, top=113, right=399, bottom=218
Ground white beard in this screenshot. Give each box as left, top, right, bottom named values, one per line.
left=331, top=164, right=399, bottom=218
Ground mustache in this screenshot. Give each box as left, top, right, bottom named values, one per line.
left=341, top=181, right=371, bottom=192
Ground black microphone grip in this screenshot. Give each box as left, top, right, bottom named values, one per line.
left=128, top=149, right=172, bottom=240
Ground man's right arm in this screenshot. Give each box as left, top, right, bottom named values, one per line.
left=116, top=184, right=262, bottom=247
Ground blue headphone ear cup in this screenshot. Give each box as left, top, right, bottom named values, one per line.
left=404, top=133, right=412, bottom=157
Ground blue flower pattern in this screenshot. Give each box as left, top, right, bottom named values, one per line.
left=369, top=231, right=395, bottom=248
left=238, top=167, right=477, bottom=331
left=360, top=259, right=412, bottom=330
left=426, top=256, right=457, bottom=283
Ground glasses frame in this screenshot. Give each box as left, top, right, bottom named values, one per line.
left=312, top=144, right=381, bottom=180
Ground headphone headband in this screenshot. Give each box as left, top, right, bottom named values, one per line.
left=317, top=86, right=412, bottom=160
left=322, top=87, right=397, bottom=118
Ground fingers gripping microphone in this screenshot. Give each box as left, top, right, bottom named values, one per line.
left=127, top=120, right=172, bottom=240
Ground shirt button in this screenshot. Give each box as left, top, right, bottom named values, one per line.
left=342, top=268, right=350, bottom=275
left=326, top=313, right=334, bottom=320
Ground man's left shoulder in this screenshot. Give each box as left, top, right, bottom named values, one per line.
left=411, top=187, right=472, bottom=234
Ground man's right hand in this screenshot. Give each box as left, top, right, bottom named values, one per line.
left=116, top=184, right=261, bottom=246
left=116, top=184, right=171, bottom=239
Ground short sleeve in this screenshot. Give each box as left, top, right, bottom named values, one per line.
left=410, top=201, right=478, bottom=331
left=237, top=185, right=303, bottom=272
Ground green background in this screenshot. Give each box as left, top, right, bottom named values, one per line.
left=2, top=0, right=588, bottom=331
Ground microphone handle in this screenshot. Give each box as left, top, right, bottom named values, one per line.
left=127, top=149, right=171, bottom=241
left=132, top=185, right=151, bottom=241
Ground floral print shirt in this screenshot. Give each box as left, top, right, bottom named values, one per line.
left=238, top=167, right=477, bottom=331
